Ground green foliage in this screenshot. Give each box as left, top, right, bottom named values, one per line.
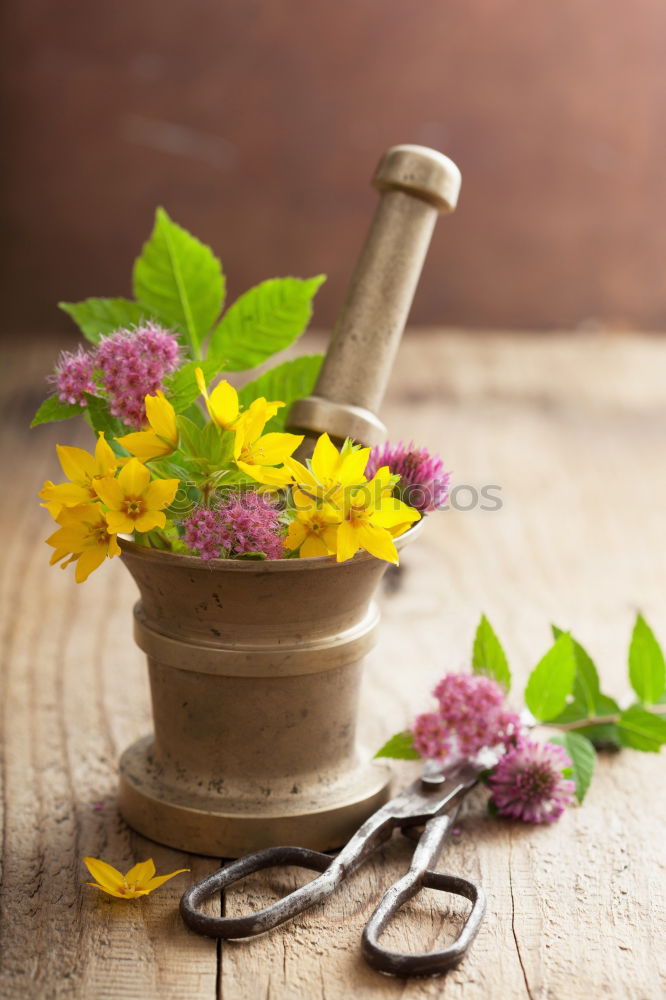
left=209, top=276, right=325, bottom=371
left=59, top=298, right=150, bottom=343
left=164, top=359, right=219, bottom=414
left=549, top=626, right=621, bottom=747
left=617, top=705, right=666, bottom=752
left=628, top=613, right=666, bottom=705
left=133, top=208, right=225, bottom=357
left=83, top=395, right=127, bottom=440
left=373, top=730, right=420, bottom=760
left=472, top=614, right=511, bottom=691
left=31, top=395, right=82, bottom=428
left=238, top=355, right=324, bottom=433
left=549, top=732, right=596, bottom=803
left=524, top=633, right=576, bottom=722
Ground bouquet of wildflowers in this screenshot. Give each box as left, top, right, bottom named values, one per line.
left=34, top=210, right=450, bottom=582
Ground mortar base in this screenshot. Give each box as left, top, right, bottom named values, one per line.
left=118, top=735, right=392, bottom=857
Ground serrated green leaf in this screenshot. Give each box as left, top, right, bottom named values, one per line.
left=133, top=208, right=224, bottom=356
left=549, top=732, right=596, bottom=803
left=472, top=614, right=511, bottom=691
left=59, top=298, right=150, bottom=343
left=83, top=394, right=127, bottom=439
left=617, top=705, right=666, bottom=752
left=374, top=730, right=420, bottom=760
left=552, top=625, right=600, bottom=716
left=238, top=355, right=324, bottom=433
left=629, top=613, right=666, bottom=705
left=524, top=633, right=577, bottom=722
left=31, top=394, right=83, bottom=428
left=209, top=276, right=325, bottom=371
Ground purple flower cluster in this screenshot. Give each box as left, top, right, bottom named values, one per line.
left=183, top=493, right=284, bottom=561
left=51, top=322, right=180, bottom=428
left=365, top=441, right=450, bottom=513
left=488, top=740, right=575, bottom=824
left=412, top=673, right=521, bottom=761
left=52, top=347, right=97, bottom=406
left=95, top=323, right=180, bottom=427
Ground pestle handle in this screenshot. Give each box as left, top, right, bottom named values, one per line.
left=288, top=144, right=461, bottom=450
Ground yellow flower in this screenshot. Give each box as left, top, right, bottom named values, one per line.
left=94, top=458, right=179, bottom=534
left=195, top=367, right=240, bottom=429
left=285, top=433, right=371, bottom=505
left=335, top=467, right=420, bottom=565
left=39, top=433, right=118, bottom=515
left=46, top=503, right=121, bottom=582
left=84, top=856, right=189, bottom=899
left=235, top=398, right=303, bottom=487
left=284, top=488, right=341, bottom=558
left=116, top=391, right=178, bottom=461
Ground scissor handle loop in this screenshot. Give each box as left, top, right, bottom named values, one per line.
left=180, top=846, right=332, bottom=939
left=361, top=870, right=486, bottom=977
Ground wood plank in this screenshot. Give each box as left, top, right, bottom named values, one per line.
left=1, top=332, right=665, bottom=999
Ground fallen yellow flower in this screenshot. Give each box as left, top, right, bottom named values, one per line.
left=84, top=856, right=189, bottom=899
left=116, top=391, right=178, bottom=461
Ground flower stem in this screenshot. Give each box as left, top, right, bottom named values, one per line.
left=541, top=703, right=666, bottom=732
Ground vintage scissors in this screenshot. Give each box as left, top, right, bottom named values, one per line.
left=180, top=761, right=486, bottom=977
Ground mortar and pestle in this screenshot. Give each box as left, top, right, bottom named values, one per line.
left=118, top=145, right=461, bottom=857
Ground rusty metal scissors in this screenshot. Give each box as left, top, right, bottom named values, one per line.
left=180, top=762, right=486, bottom=977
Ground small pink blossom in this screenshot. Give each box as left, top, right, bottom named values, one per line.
left=183, top=493, right=285, bottom=561
left=95, top=322, right=180, bottom=428
left=419, top=673, right=522, bottom=759
left=365, top=441, right=450, bottom=513
left=51, top=347, right=96, bottom=406
left=412, top=712, right=452, bottom=760
left=488, top=740, right=575, bottom=824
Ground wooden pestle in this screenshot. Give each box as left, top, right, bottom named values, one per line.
left=287, top=144, right=461, bottom=456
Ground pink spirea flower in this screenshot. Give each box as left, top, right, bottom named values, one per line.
left=365, top=441, right=450, bottom=513
left=412, top=673, right=522, bottom=761
left=488, top=739, right=575, bottom=824
left=95, top=322, right=180, bottom=428
left=51, top=347, right=96, bottom=406
left=183, top=494, right=284, bottom=561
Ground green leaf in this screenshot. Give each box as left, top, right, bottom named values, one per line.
left=374, top=730, right=420, bottom=760
left=549, top=732, right=596, bottom=803
left=83, top=394, right=127, bottom=440
left=548, top=627, right=621, bottom=745
left=617, top=705, right=666, bottom=752
left=30, top=395, right=83, bottom=428
left=238, top=355, right=324, bottom=433
left=133, top=208, right=224, bottom=356
left=524, top=633, right=577, bottom=722
left=209, top=275, right=325, bottom=371
left=628, top=613, right=666, bottom=705
left=59, top=298, right=150, bottom=343
left=472, top=614, right=511, bottom=691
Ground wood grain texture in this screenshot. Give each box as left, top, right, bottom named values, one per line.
left=1, top=331, right=665, bottom=999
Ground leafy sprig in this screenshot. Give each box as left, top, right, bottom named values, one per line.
left=376, top=612, right=666, bottom=803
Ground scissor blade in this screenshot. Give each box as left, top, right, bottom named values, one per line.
left=385, top=761, right=483, bottom=825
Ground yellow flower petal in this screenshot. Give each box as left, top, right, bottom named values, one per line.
left=338, top=447, right=371, bottom=486
left=355, top=522, right=399, bottom=565
left=145, top=392, right=177, bottom=444
left=143, top=478, right=179, bottom=510
left=335, top=521, right=360, bottom=563
left=237, top=462, right=295, bottom=488
left=124, top=858, right=156, bottom=884
left=118, top=458, right=151, bottom=496
left=300, top=534, right=330, bottom=559
left=56, top=445, right=96, bottom=485
left=115, top=431, right=171, bottom=462
left=249, top=432, right=303, bottom=466
left=133, top=511, right=167, bottom=533
left=84, top=857, right=125, bottom=893
left=142, top=869, right=190, bottom=892
left=75, top=546, right=107, bottom=583
left=311, top=433, right=340, bottom=483
left=93, top=433, right=118, bottom=477
left=93, top=476, right=124, bottom=510
left=40, top=481, right=92, bottom=507
left=208, top=380, right=240, bottom=428
left=284, top=521, right=308, bottom=550
left=105, top=511, right=138, bottom=534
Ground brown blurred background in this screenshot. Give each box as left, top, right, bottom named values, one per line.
left=2, top=0, right=666, bottom=336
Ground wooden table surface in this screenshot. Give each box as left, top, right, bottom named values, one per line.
left=1, top=330, right=665, bottom=1000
